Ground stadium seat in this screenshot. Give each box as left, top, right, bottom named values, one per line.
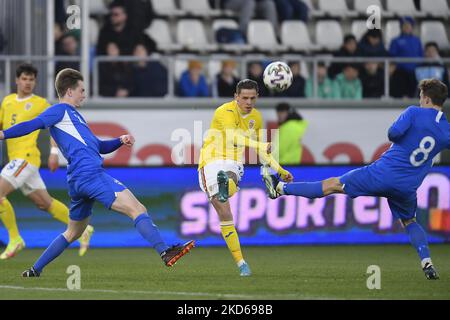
left=302, top=0, right=325, bottom=17
left=145, top=19, right=183, bottom=52
left=151, top=0, right=186, bottom=16
left=212, top=19, right=253, bottom=52
left=88, top=18, right=99, bottom=47
left=315, top=20, right=343, bottom=51
left=247, top=20, right=287, bottom=52
left=176, top=19, right=218, bottom=52
left=88, top=0, right=108, bottom=15
left=179, top=0, right=222, bottom=17
left=174, top=58, right=189, bottom=80
left=385, top=20, right=401, bottom=47
left=420, top=0, right=450, bottom=18
left=280, top=21, right=319, bottom=51
left=421, top=21, right=450, bottom=50
left=317, top=0, right=357, bottom=17
left=351, top=20, right=369, bottom=41
left=386, top=0, right=425, bottom=17
left=354, top=0, right=394, bottom=17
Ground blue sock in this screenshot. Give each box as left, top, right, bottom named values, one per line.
left=405, top=222, right=430, bottom=262
left=283, top=181, right=324, bottom=198
left=134, top=213, right=169, bottom=255
left=33, top=234, right=70, bottom=273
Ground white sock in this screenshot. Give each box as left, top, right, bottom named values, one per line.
left=237, top=259, right=246, bottom=267
left=421, top=258, right=432, bottom=269
left=276, top=182, right=285, bottom=195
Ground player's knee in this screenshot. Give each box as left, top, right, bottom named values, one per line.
left=401, top=217, right=416, bottom=228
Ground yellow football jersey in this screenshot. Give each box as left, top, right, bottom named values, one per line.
left=199, top=100, right=264, bottom=169
left=0, top=94, right=50, bottom=167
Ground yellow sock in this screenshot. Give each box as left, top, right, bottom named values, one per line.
left=47, top=198, right=69, bottom=224
left=220, top=221, right=244, bottom=265
left=0, top=198, right=20, bottom=240
left=228, top=179, right=237, bottom=198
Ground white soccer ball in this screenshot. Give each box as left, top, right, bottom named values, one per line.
left=263, top=61, right=293, bottom=92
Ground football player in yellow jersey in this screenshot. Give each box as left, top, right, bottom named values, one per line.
left=0, top=63, right=93, bottom=259
left=198, top=79, right=293, bottom=276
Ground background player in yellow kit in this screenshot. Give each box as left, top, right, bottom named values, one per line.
left=0, top=63, right=93, bottom=259
left=198, top=79, right=293, bottom=276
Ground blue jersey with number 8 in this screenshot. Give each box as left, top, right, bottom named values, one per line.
left=371, top=106, right=450, bottom=192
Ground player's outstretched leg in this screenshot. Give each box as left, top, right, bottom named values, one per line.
left=22, top=218, right=89, bottom=277
left=402, top=218, right=439, bottom=280
left=0, top=197, right=25, bottom=260
left=211, top=197, right=251, bottom=277
left=112, top=189, right=194, bottom=267
left=263, top=174, right=343, bottom=200
left=28, top=191, right=95, bottom=257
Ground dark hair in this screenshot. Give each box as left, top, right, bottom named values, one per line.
left=418, top=79, right=448, bottom=106
left=343, top=34, right=356, bottom=44
left=366, top=29, right=382, bottom=39
left=276, top=102, right=303, bottom=124
left=16, top=63, right=37, bottom=78
left=236, top=79, right=259, bottom=94
left=343, top=63, right=358, bottom=71
left=425, top=41, right=439, bottom=51
left=109, top=0, right=126, bottom=11
left=55, top=68, right=83, bottom=98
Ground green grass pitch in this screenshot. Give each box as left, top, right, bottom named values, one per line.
left=0, top=245, right=449, bottom=300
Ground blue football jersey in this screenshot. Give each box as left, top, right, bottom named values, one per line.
left=37, top=103, right=104, bottom=180
left=371, top=106, right=450, bottom=192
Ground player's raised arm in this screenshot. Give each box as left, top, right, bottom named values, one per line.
left=0, top=117, right=46, bottom=140
left=388, top=106, right=415, bottom=142
left=96, top=134, right=135, bottom=154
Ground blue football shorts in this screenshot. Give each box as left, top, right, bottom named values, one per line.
left=339, top=166, right=417, bottom=221
left=68, top=170, right=127, bottom=221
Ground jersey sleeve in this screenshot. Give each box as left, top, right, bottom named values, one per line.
left=36, top=104, right=66, bottom=128
left=388, top=106, right=415, bottom=142
left=0, top=98, right=5, bottom=128
left=97, top=137, right=123, bottom=154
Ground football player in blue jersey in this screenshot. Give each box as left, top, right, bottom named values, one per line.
left=0, top=68, right=194, bottom=277
left=264, top=78, right=449, bottom=280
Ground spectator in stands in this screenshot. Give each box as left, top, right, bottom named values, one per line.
left=357, top=29, right=388, bottom=57
left=274, top=0, right=309, bottom=23
left=55, top=32, right=81, bottom=74
left=121, top=0, right=155, bottom=31
left=328, top=34, right=359, bottom=79
left=334, top=64, right=362, bottom=99
left=221, top=0, right=279, bottom=33
left=99, top=42, right=134, bottom=97
left=360, top=62, right=384, bottom=98
left=97, top=1, right=156, bottom=56
left=275, top=62, right=305, bottom=97
left=130, top=43, right=168, bottom=97
left=248, top=61, right=269, bottom=96
left=305, top=63, right=339, bottom=99
left=178, top=60, right=210, bottom=97
left=54, top=23, right=65, bottom=55
left=415, top=42, right=450, bottom=96
left=389, top=63, right=416, bottom=98
left=389, top=16, right=423, bottom=95
left=215, top=60, right=240, bottom=98
left=273, top=103, right=308, bottom=165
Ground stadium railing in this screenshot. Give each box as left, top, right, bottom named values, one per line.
left=0, top=54, right=450, bottom=109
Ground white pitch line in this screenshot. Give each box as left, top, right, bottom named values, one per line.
left=0, top=285, right=311, bottom=299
